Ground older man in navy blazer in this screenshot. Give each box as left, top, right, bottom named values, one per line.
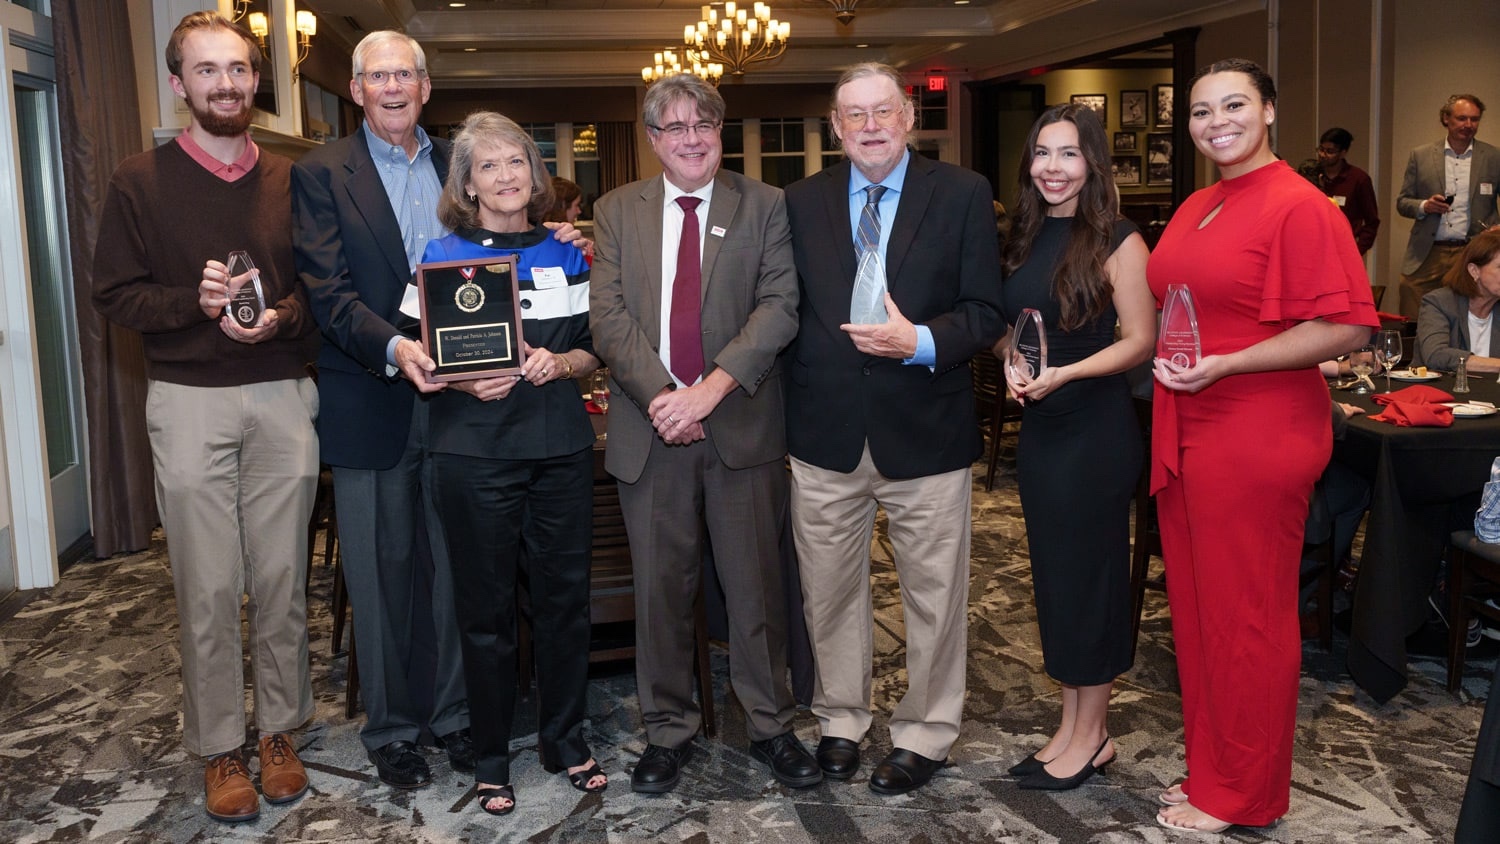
left=291, top=30, right=472, bottom=790
left=783, top=62, right=1002, bottom=796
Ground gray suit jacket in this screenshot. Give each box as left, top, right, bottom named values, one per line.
left=1397, top=139, right=1500, bottom=275
left=588, top=169, right=799, bottom=484
left=1414, top=285, right=1500, bottom=369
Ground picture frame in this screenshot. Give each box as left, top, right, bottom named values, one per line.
left=1069, top=93, right=1107, bottom=127
left=1147, top=133, right=1173, bottom=186
left=1154, top=83, right=1174, bottom=128
left=1113, top=131, right=1138, bottom=153
left=1112, top=156, right=1142, bottom=187
left=415, top=255, right=526, bottom=382
left=1120, top=89, right=1148, bottom=128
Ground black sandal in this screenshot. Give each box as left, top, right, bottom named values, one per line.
left=562, top=761, right=608, bottom=793
left=475, top=784, right=515, bottom=816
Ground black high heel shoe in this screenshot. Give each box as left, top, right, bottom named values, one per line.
left=1017, top=737, right=1112, bottom=791
left=1007, top=751, right=1049, bottom=777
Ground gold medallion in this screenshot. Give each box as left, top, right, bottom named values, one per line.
left=455, top=266, right=484, bottom=313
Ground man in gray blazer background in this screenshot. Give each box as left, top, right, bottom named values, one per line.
left=1396, top=94, right=1500, bottom=318
left=589, top=73, right=817, bottom=795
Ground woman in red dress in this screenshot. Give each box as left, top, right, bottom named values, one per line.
left=1148, top=59, right=1377, bottom=833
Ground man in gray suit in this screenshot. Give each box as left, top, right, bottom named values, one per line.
left=1396, top=94, right=1500, bottom=318
left=589, top=73, right=817, bottom=794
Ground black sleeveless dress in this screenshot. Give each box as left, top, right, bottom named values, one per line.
left=1000, top=215, right=1141, bottom=685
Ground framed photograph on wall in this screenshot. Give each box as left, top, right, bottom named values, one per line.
left=1112, top=156, right=1142, bottom=187
left=1147, top=133, right=1173, bottom=186
left=1070, top=93, right=1107, bottom=127
left=1114, top=132, right=1138, bottom=153
left=1120, top=89, right=1148, bottom=128
left=1154, top=83, right=1174, bottom=128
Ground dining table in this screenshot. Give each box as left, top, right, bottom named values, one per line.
left=1331, top=370, right=1500, bottom=703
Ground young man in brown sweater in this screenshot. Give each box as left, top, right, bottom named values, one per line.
left=91, top=11, right=320, bottom=824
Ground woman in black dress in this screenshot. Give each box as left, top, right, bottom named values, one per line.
left=998, top=103, right=1154, bottom=790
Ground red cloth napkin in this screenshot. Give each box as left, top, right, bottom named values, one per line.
left=1376, top=310, right=1408, bottom=322
left=1372, top=384, right=1453, bottom=405
left=1371, top=384, right=1456, bottom=426
left=1370, top=401, right=1453, bottom=427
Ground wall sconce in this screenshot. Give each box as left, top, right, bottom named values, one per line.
left=230, top=0, right=253, bottom=22
left=292, top=9, right=317, bottom=81
left=247, top=12, right=269, bottom=51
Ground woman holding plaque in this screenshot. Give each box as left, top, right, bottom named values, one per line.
left=997, top=103, right=1154, bottom=791
left=422, top=111, right=605, bottom=817
left=1147, top=60, right=1376, bottom=833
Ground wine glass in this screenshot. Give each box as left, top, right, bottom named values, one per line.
left=1376, top=330, right=1403, bottom=393
left=591, top=368, right=610, bottom=440
left=1349, top=346, right=1375, bottom=395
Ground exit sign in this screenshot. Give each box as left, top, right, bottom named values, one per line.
left=927, top=75, right=946, bottom=92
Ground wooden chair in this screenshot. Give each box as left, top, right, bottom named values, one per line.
left=970, top=349, right=1023, bottom=492
left=516, top=457, right=717, bottom=738
left=1444, top=530, right=1500, bottom=692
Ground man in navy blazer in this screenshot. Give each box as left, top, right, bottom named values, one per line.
left=1395, top=94, right=1500, bottom=318
left=291, top=30, right=472, bottom=790
left=783, top=63, right=1002, bottom=795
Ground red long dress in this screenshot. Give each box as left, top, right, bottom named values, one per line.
left=1147, top=160, right=1378, bottom=825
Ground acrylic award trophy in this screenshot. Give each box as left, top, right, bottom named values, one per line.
left=225, top=251, right=266, bottom=330
left=849, top=250, right=889, bottom=325
left=1157, top=283, right=1202, bottom=368
left=1007, top=308, right=1048, bottom=380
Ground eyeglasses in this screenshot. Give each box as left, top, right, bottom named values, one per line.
left=648, top=121, right=720, bottom=139
left=359, top=68, right=424, bottom=86
left=1316, top=146, right=1341, bottom=156
left=837, top=105, right=903, bottom=128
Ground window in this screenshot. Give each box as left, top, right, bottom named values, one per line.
left=720, top=119, right=745, bottom=175
left=570, top=124, right=600, bottom=219
left=758, top=118, right=805, bottom=188
left=913, top=81, right=948, bottom=131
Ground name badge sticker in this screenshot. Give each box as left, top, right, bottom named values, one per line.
left=531, top=266, right=569, bottom=289
left=1481, top=182, right=1494, bottom=196
left=710, top=225, right=727, bottom=238
left=1333, top=195, right=1347, bottom=206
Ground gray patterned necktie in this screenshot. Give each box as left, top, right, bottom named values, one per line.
left=850, top=184, right=889, bottom=324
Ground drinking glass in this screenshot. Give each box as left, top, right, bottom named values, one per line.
left=1349, top=346, right=1375, bottom=395
left=1376, top=329, right=1403, bottom=393
left=591, top=368, right=610, bottom=440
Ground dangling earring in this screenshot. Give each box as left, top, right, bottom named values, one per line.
left=468, top=193, right=476, bottom=201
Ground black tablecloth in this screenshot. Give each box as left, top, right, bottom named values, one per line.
left=1331, top=373, right=1500, bottom=702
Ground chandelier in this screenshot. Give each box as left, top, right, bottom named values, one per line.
left=642, top=48, right=724, bottom=87
left=684, top=2, right=790, bottom=77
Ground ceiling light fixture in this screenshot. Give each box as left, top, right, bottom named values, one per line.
left=642, top=47, right=724, bottom=87
left=819, top=0, right=860, bottom=25
left=685, top=2, right=789, bottom=77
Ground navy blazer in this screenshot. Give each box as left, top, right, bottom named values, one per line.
left=292, top=130, right=451, bottom=470
left=783, top=153, right=1003, bottom=479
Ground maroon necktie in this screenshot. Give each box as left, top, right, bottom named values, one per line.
left=670, top=196, right=704, bottom=385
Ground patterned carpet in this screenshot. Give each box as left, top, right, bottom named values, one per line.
left=0, top=460, right=1489, bottom=843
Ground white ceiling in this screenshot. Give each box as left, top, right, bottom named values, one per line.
left=299, top=0, right=1263, bottom=89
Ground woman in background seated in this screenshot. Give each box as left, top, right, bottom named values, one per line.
left=544, top=176, right=584, bottom=224
left=1415, top=229, right=1500, bottom=372
left=423, top=112, right=605, bottom=817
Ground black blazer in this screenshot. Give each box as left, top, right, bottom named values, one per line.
left=783, top=154, right=1002, bottom=479
left=292, top=130, right=451, bottom=470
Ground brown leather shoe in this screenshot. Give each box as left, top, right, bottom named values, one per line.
left=258, top=733, right=310, bottom=804
left=205, top=751, right=259, bottom=822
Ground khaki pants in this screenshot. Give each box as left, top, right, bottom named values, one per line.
left=1399, top=242, right=1468, bottom=319
left=790, top=446, right=972, bottom=761
left=146, top=378, right=319, bottom=757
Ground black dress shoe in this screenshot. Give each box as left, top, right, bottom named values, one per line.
left=1018, top=737, right=1112, bottom=791
left=435, top=728, right=476, bottom=773
left=868, top=747, right=945, bottom=796
left=1007, top=751, right=1047, bottom=778
left=631, top=743, right=693, bottom=794
left=750, top=732, right=824, bottom=788
left=368, top=740, right=432, bottom=789
left=815, top=736, right=861, bottom=780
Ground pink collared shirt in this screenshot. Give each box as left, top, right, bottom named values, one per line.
left=176, top=132, right=259, bottom=182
